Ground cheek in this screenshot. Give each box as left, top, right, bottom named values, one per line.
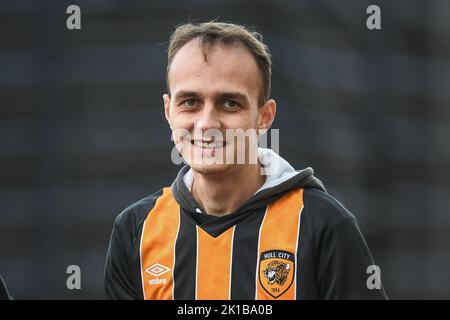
left=169, top=116, right=193, bottom=147
left=170, top=112, right=196, bottom=130
left=223, top=112, right=259, bottom=130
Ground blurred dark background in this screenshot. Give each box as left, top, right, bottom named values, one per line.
left=1, top=0, right=449, bottom=299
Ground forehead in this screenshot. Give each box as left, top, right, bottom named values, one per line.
left=168, top=39, right=262, bottom=101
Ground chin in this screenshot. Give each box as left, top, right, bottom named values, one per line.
left=188, top=162, right=233, bottom=175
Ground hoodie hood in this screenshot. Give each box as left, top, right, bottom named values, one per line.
left=171, top=148, right=326, bottom=217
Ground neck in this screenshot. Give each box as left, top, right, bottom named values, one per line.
left=191, top=163, right=266, bottom=216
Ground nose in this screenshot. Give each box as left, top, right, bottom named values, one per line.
left=195, top=103, right=221, bottom=130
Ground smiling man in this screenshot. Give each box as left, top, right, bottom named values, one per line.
left=104, top=21, right=387, bottom=300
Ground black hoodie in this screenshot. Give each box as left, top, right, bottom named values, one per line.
left=105, top=148, right=388, bottom=300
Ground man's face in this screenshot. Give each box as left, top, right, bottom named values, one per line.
left=164, top=39, right=275, bottom=175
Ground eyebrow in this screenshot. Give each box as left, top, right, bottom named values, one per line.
left=172, top=90, right=250, bottom=105
left=172, top=91, right=200, bottom=100
left=219, top=92, right=250, bottom=105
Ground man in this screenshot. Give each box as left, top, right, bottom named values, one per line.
left=104, top=21, right=387, bottom=300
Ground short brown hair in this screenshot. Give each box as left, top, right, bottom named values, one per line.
left=166, top=21, right=272, bottom=104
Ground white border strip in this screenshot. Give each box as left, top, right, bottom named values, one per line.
left=195, top=225, right=199, bottom=300
left=171, top=211, right=181, bottom=300
left=139, top=218, right=148, bottom=300
left=228, top=226, right=236, bottom=300
left=294, top=204, right=304, bottom=299
left=254, top=206, right=269, bottom=300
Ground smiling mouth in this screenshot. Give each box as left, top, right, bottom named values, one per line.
left=191, top=140, right=227, bottom=149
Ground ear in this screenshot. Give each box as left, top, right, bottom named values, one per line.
left=163, top=94, right=171, bottom=127
left=258, top=99, right=276, bottom=134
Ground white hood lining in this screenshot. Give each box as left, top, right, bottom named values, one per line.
left=183, top=148, right=303, bottom=196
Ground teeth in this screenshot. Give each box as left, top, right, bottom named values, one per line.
left=193, top=141, right=224, bottom=148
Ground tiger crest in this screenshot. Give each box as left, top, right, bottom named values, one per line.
left=259, top=250, right=295, bottom=298
left=263, top=260, right=290, bottom=286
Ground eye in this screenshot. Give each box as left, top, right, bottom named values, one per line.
left=223, top=100, right=239, bottom=109
left=182, top=99, right=198, bottom=108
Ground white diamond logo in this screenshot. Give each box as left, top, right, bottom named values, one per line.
left=145, top=263, right=170, bottom=277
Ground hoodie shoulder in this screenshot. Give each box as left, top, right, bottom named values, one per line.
left=302, top=187, right=357, bottom=228
left=105, top=189, right=164, bottom=300
left=299, top=188, right=388, bottom=299
left=114, top=189, right=164, bottom=236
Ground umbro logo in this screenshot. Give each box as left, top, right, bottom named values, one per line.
left=145, top=263, right=170, bottom=277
